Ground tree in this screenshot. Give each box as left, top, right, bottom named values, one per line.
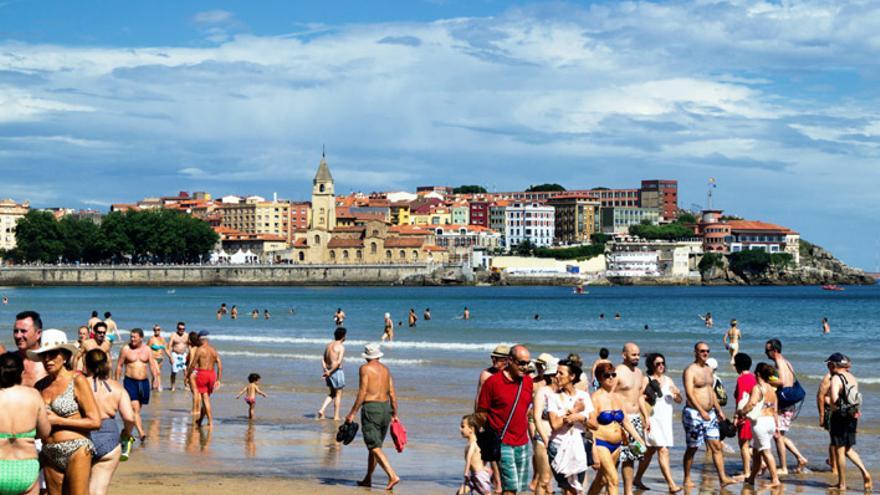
left=10, top=211, right=64, bottom=263
left=525, top=183, right=565, bottom=192
left=628, top=223, right=695, bottom=240
left=677, top=212, right=697, bottom=224
left=698, top=253, right=723, bottom=273
left=534, top=244, right=605, bottom=260
left=590, top=233, right=609, bottom=245
left=514, top=239, right=536, bottom=256
left=452, top=185, right=487, bottom=194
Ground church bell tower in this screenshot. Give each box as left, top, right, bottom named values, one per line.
left=311, top=149, right=335, bottom=231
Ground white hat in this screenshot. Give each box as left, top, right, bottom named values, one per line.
left=26, top=329, right=78, bottom=362
left=706, top=357, right=718, bottom=370
left=543, top=357, right=559, bottom=375
left=362, top=343, right=384, bottom=360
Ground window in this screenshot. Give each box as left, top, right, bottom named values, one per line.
left=342, top=250, right=349, bottom=260
left=330, top=250, right=336, bottom=259
left=314, top=235, right=320, bottom=245
left=371, top=242, right=377, bottom=254
left=399, top=250, right=406, bottom=259
left=298, top=252, right=305, bottom=261
left=319, top=184, right=325, bottom=193
left=357, top=250, right=363, bottom=259
left=385, top=250, right=392, bottom=260
left=412, top=250, right=419, bottom=260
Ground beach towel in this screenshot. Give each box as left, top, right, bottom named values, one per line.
left=390, top=418, right=407, bottom=453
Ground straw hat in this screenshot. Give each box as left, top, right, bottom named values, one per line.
left=706, top=357, right=718, bottom=370
left=362, top=343, right=384, bottom=360
left=535, top=352, right=555, bottom=366
left=26, top=329, right=78, bottom=362
left=490, top=344, right=510, bottom=358
left=543, top=357, right=559, bottom=375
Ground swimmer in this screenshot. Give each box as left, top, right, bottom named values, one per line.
left=463, top=307, right=470, bottom=320
left=263, top=309, right=271, bottom=320
left=534, top=314, right=540, bottom=320
left=230, top=305, right=238, bottom=320
left=408, top=308, right=417, bottom=327
left=423, top=308, right=431, bottom=321
left=615, top=313, right=621, bottom=320
left=723, top=319, right=741, bottom=365
left=699, top=312, right=714, bottom=328
left=381, top=313, right=394, bottom=342
left=822, top=317, right=830, bottom=334
left=334, top=308, right=346, bottom=327
left=148, top=325, right=171, bottom=390
left=236, top=373, right=267, bottom=420
left=599, top=313, right=605, bottom=320
left=251, top=309, right=259, bottom=319
left=103, top=312, right=119, bottom=343
left=1, top=295, right=7, bottom=305
left=644, top=324, right=649, bottom=331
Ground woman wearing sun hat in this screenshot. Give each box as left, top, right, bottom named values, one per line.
left=30, top=329, right=101, bottom=495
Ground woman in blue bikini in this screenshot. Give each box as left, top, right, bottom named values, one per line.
left=587, top=362, right=646, bottom=495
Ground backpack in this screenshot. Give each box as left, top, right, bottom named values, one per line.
left=836, top=374, right=862, bottom=418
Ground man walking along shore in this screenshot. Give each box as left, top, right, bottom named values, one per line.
left=345, top=343, right=400, bottom=490
left=186, top=330, right=222, bottom=426
left=318, top=327, right=346, bottom=420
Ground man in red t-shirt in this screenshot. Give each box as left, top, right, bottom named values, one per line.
left=734, top=353, right=757, bottom=478
left=477, top=344, right=534, bottom=495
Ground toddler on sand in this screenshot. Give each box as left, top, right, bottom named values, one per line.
left=236, top=373, right=268, bottom=419
left=458, top=414, right=493, bottom=495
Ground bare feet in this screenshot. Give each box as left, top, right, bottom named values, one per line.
left=830, top=483, right=846, bottom=491
left=865, top=478, right=873, bottom=493
left=720, top=477, right=738, bottom=487
left=767, top=480, right=781, bottom=488
left=333, top=416, right=340, bottom=421
left=796, top=457, right=809, bottom=473
left=683, top=479, right=695, bottom=488
left=668, top=485, right=683, bottom=493
left=317, top=411, right=325, bottom=420
left=777, top=469, right=789, bottom=476
left=386, top=477, right=400, bottom=490
left=635, top=482, right=651, bottom=490
left=357, top=479, right=371, bottom=487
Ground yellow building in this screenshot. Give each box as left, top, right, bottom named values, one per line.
left=285, top=156, right=447, bottom=264
left=220, top=199, right=291, bottom=238
left=390, top=202, right=411, bottom=225
left=0, top=198, right=29, bottom=252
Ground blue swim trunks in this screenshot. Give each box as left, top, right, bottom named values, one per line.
left=123, top=377, right=151, bottom=405
left=325, top=369, right=345, bottom=390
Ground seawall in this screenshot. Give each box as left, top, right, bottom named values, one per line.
left=0, top=264, right=441, bottom=287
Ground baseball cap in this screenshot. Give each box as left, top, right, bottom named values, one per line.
left=198, top=330, right=210, bottom=337
left=825, top=352, right=850, bottom=366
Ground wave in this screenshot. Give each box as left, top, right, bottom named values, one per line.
left=208, top=334, right=506, bottom=352
left=222, top=350, right=427, bottom=366
left=805, top=374, right=880, bottom=385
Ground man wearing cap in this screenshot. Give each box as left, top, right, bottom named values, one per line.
left=12, top=310, right=47, bottom=387
left=824, top=353, right=872, bottom=491
left=345, top=343, right=400, bottom=491
left=116, top=328, right=159, bottom=441
left=477, top=344, right=534, bottom=495
left=187, top=330, right=222, bottom=426
left=476, top=344, right=509, bottom=410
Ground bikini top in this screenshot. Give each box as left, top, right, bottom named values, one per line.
left=48, top=379, right=79, bottom=417
left=597, top=409, right=625, bottom=425
left=93, top=377, right=112, bottom=393
left=150, top=344, right=165, bottom=351
left=0, top=429, right=36, bottom=440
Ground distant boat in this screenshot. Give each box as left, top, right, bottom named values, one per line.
left=821, top=285, right=844, bottom=291
left=167, top=289, right=176, bottom=294
left=572, top=286, right=589, bottom=295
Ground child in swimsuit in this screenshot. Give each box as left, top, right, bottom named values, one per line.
left=235, top=373, right=268, bottom=420
left=457, top=414, right=493, bottom=495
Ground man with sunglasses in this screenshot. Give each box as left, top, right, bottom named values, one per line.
left=12, top=310, right=46, bottom=387
left=616, top=342, right=651, bottom=495
left=682, top=341, right=736, bottom=488
left=477, top=345, right=534, bottom=495
left=81, top=321, right=114, bottom=368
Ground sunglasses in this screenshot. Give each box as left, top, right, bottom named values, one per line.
left=603, top=372, right=617, bottom=379
left=698, top=349, right=710, bottom=354
left=40, top=349, right=64, bottom=360
left=512, top=359, right=530, bottom=367
left=654, top=361, right=665, bottom=366
left=95, top=331, right=106, bottom=335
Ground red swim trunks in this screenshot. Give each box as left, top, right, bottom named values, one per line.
left=195, top=369, right=217, bottom=394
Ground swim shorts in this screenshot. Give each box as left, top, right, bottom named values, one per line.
left=123, top=377, right=150, bottom=405
left=361, top=401, right=392, bottom=450
left=682, top=406, right=719, bottom=448
left=195, top=369, right=217, bottom=394
left=620, top=413, right=645, bottom=462
left=171, top=352, right=186, bottom=373
left=499, top=443, right=530, bottom=493
left=829, top=411, right=857, bottom=448
left=325, top=369, right=345, bottom=390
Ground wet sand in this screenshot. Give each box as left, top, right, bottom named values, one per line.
left=107, top=384, right=877, bottom=494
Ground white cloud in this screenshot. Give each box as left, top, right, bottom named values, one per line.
left=193, top=10, right=232, bottom=24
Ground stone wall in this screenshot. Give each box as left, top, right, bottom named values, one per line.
left=0, top=264, right=439, bottom=286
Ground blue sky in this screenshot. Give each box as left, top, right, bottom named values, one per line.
left=1, top=0, right=879, bottom=269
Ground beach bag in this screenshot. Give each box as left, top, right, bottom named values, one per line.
left=336, top=421, right=359, bottom=445
left=719, top=419, right=737, bottom=439
left=737, top=391, right=763, bottom=422
left=477, top=379, right=524, bottom=462
left=777, top=380, right=806, bottom=410
left=390, top=418, right=408, bottom=453
left=713, top=378, right=728, bottom=407
left=836, top=374, right=862, bottom=418
left=644, top=379, right=662, bottom=406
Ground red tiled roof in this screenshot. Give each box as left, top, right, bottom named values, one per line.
left=332, top=226, right=366, bottom=233
left=726, top=220, right=795, bottom=234
left=423, top=245, right=447, bottom=252
left=292, top=238, right=308, bottom=247
left=384, top=237, right=425, bottom=248
left=328, top=238, right=364, bottom=248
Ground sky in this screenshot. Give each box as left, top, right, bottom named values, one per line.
left=1, top=0, right=878, bottom=269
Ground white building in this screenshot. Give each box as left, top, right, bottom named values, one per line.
left=606, top=237, right=703, bottom=277
left=600, top=207, right=661, bottom=234
left=433, top=224, right=501, bottom=264
left=503, top=202, right=555, bottom=249
left=0, top=199, right=29, bottom=252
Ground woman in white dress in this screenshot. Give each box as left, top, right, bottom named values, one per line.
left=634, top=353, right=683, bottom=493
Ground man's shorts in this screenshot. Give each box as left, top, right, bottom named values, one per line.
left=171, top=352, right=187, bottom=373
left=195, top=369, right=217, bottom=394
left=325, top=369, right=345, bottom=390
left=778, top=407, right=796, bottom=432
left=123, top=377, right=151, bottom=405
left=500, top=443, right=530, bottom=493
left=361, top=401, right=392, bottom=450
left=682, top=406, right=719, bottom=448
left=620, top=413, right=645, bottom=462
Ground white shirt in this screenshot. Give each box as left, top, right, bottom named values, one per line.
left=547, top=389, right=593, bottom=447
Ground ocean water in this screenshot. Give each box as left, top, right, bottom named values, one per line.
left=1, top=284, right=877, bottom=488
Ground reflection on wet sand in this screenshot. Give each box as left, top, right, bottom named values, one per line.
left=245, top=423, right=256, bottom=458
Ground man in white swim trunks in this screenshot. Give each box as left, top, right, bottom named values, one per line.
left=168, top=322, right=189, bottom=392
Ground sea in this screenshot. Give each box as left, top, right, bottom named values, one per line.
left=1, top=285, right=877, bottom=491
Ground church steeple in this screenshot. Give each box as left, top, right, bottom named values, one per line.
left=310, top=149, right=335, bottom=231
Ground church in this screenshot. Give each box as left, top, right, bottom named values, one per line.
left=283, top=155, right=448, bottom=265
